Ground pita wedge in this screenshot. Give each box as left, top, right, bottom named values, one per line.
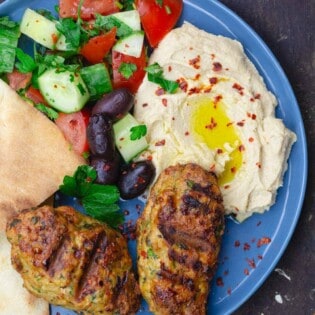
left=0, top=231, right=49, bottom=315
left=0, top=79, right=86, bottom=223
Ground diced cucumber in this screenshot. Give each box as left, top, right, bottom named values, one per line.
left=80, top=63, right=112, bottom=100
left=113, top=113, right=148, bottom=162
left=110, top=10, right=141, bottom=31
left=20, top=8, right=59, bottom=49
left=112, top=31, right=144, bottom=58
left=38, top=69, right=90, bottom=113
left=55, top=34, right=68, bottom=51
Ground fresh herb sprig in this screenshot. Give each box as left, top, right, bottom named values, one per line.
left=130, top=124, right=147, bottom=140
left=59, top=165, right=124, bottom=228
left=145, top=62, right=179, bottom=93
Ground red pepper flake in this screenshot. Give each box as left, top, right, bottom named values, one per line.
left=243, top=242, right=251, bottom=251
left=226, top=121, right=233, bottom=127
left=224, top=185, right=230, bottom=189
left=142, top=103, right=148, bottom=107
left=216, top=277, right=224, bottom=287
left=140, top=250, right=147, bottom=259
left=214, top=94, right=222, bottom=104
left=212, top=62, right=222, bottom=72
left=147, top=155, right=153, bottom=161
left=234, top=240, right=240, bottom=247
left=244, top=268, right=250, bottom=275
left=188, top=86, right=202, bottom=95
left=230, top=166, right=236, bottom=174
left=210, top=53, right=215, bottom=59
left=257, top=237, right=271, bottom=247
left=189, top=55, right=201, bottom=69
left=232, top=83, right=244, bottom=95
left=51, top=33, right=58, bottom=44
left=155, top=139, right=166, bottom=146
left=209, top=77, right=218, bottom=84
left=123, top=209, right=130, bottom=216
left=217, top=148, right=223, bottom=154
left=205, top=117, right=218, bottom=130
left=250, top=97, right=255, bottom=102
left=258, top=255, right=263, bottom=260
left=237, top=120, right=245, bottom=127
left=189, top=46, right=193, bottom=50
left=251, top=114, right=257, bottom=120
left=204, top=86, right=212, bottom=93
left=172, top=117, right=175, bottom=120
left=254, top=93, right=261, bottom=99
left=227, top=288, right=232, bottom=295
left=184, top=131, right=190, bottom=136
left=177, top=78, right=188, bottom=92
left=256, top=162, right=262, bottom=168
left=249, top=137, right=254, bottom=143
left=162, top=98, right=168, bottom=107
left=155, top=87, right=165, bottom=96
left=168, top=65, right=172, bottom=72
left=238, top=144, right=245, bottom=152
left=246, top=258, right=256, bottom=269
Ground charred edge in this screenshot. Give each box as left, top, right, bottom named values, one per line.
left=158, top=263, right=195, bottom=291
left=111, top=272, right=128, bottom=308
left=158, top=224, right=212, bottom=252
left=45, top=234, right=70, bottom=275
left=191, top=183, right=223, bottom=203
left=75, top=231, right=108, bottom=300
left=168, top=248, right=203, bottom=272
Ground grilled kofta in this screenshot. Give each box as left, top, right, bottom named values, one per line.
left=6, top=205, right=140, bottom=315
left=137, top=163, right=225, bottom=315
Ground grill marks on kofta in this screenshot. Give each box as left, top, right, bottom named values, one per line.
left=137, top=163, right=225, bottom=315
left=6, top=205, right=140, bottom=315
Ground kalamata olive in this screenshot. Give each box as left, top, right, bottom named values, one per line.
left=90, top=153, right=120, bottom=185
left=118, top=161, right=155, bottom=200
left=92, top=88, right=134, bottom=121
left=87, top=114, right=115, bottom=159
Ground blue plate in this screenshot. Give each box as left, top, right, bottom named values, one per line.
left=0, top=0, right=307, bottom=314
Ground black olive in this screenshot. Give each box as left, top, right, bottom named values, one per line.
left=118, top=161, right=155, bottom=200
left=92, top=88, right=134, bottom=121
left=87, top=114, right=115, bottom=159
left=90, top=153, right=120, bottom=185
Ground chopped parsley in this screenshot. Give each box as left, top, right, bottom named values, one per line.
left=59, top=165, right=124, bottom=228
left=130, top=124, right=147, bottom=140
left=145, top=62, right=179, bottom=94
left=15, top=48, right=37, bottom=73
left=118, top=62, right=137, bottom=79
left=35, top=103, right=59, bottom=120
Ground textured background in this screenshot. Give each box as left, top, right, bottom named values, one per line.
left=219, top=0, right=315, bottom=314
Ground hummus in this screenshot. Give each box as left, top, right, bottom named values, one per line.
left=134, top=23, right=296, bottom=221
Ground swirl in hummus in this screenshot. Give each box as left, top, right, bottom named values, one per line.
left=134, top=23, right=296, bottom=221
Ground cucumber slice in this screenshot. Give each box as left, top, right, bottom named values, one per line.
left=20, top=8, right=59, bottom=50
left=113, top=113, right=148, bottom=162
left=112, top=31, right=144, bottom=58
left=38, top=69, right=90, bottom=113
left=80, top=63, right=113, bottom=100
left=110, top=10, right=141, bottom=31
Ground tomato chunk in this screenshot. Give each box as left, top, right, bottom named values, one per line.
left=59, top=0, right=120, bottom=20
left=7, top=70, right=32, bottom=91
left=55, top=108, right=90, bottom=155
left=136, top=0, right=183, bottom=47
left=80, top=28, right=117, bottom=64
left=25, top=86, right=48, bottom=105
left=112, top=48, right=147, bottom=94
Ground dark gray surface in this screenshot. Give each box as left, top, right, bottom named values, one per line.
left=218, top=0, right=315, bottom=314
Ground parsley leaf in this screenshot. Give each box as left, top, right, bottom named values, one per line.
left=56, top=18, right=81, bottom=51
left=120, top=0, right=135, bottom=10
left=35, top=103, right=59, bottom=120
left=155, top=0, right=163, bottom=7
left=0, top=16, right=19, bottom=29
left=15, top=48, right=37, bottom=73
left=145, top=62, right=179, bottom=93
left=94, top=14, right=133, bottom=38
left=59, top=165, right=123, bottom=228
left=118, top=62, right=137, bottom=79
left=130, top=125, right=147, bottom=140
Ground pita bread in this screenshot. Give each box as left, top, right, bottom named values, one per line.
left=0, top=231, right=49, bottom=315
left=0, top=79, right=86, bottom=222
